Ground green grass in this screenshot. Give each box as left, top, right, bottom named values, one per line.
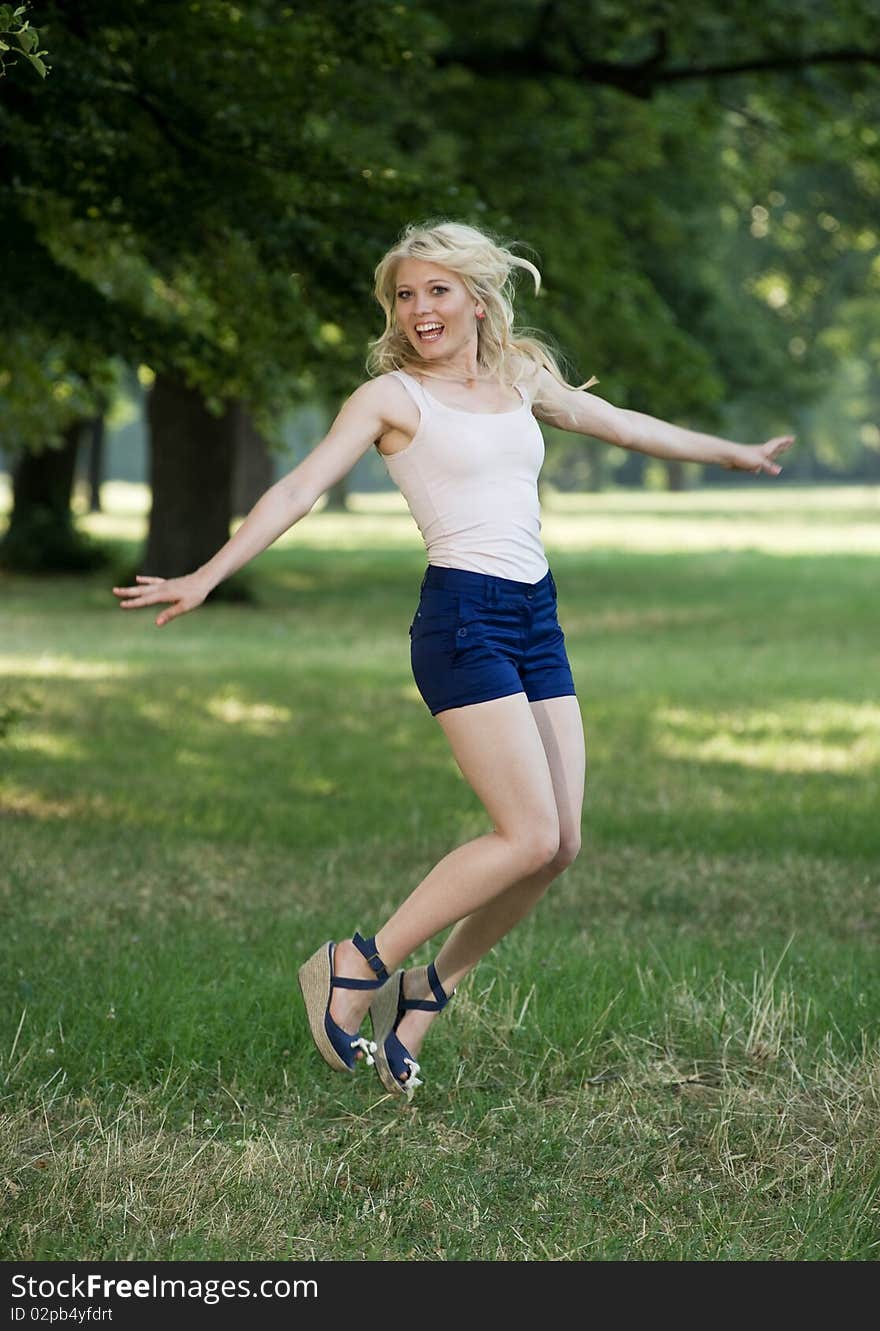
left=1, top=483, right=879, bottom=1260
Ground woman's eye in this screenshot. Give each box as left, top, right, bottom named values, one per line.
left=432, top=287, right=448, bottom=294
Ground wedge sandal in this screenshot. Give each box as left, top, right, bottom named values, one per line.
left=369, top=960, right=454, bottom=1101
left=298, top=931, right=392, bottom=1074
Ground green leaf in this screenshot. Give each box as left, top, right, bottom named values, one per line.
left=14, top=25, right=37, bottom=53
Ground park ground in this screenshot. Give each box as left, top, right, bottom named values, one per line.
left=1, top=482, right=878, bottom=1260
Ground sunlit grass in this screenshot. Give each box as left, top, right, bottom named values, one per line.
left=0, top=655, right=139, bottom=680
left=204, top=694, right=294, bottom=727
left=0, top=484, right=878, bottom=1259
left=655, top=701, right=880, bottom=774
left=4, top=477, right=879, bottom=553
left=285, top=480, right=877, bottom=555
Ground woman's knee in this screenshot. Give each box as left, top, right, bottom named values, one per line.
left=549, top=829, right=582, bottom=873
left=504, top=819, right=560, bottom=874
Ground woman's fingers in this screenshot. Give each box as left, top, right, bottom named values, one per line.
left=111, top=574, right=202, bottom=626
left=112, top=575, right=175, bottom=607
left=768, top=434, right=795, bottom=457
left=755, top=434, right=795, bottom=476
left=113, top=588, right=164, bottom=605
left=112, top=576, right=166, bottom=598
left=113, top=592, right=177, bottom=612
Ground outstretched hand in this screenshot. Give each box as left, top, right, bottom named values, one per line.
left=111, top=573, right=208, bottom=627
left=732, top=435, right=796, bottom=476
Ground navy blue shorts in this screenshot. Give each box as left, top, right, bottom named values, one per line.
left=408, top=564, right=577, bottom=716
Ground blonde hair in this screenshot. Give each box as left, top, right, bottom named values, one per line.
left=366, top=219, right=597, bottom=392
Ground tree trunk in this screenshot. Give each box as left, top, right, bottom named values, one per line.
left=231, top=402, right=275, bottom=517
left=11, top=425, right=80, bottom=517
left=87, top=414, right=104, bottom=513
left=585, top=439, right=607, bottom=492
left=322, top=476, right=349, bottom=511
left=0, top=422, right=104, bottom=571
left=616, top=450, right=646, bottom=488
left=142, top=374, right=236, bottom=579
left=665, top=459, right=686, bottom=491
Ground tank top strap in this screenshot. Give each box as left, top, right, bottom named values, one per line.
left=390, top=368, right=432, bottom=411
left=513, top=376, right=532, bottom=408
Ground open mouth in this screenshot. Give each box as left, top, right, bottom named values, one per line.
left=415, top=322, right=444, bottom=343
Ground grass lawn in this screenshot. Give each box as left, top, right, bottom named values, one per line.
left=1, top=482, right=878, bottom=1260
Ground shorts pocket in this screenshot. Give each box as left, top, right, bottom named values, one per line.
left=410, top=608, right=449, bottom=642
left=451, top=598, right=492, bottom=665
left=410, top=588, right=457, bottom=643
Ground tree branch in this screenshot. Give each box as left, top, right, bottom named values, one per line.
left=435, top=42, right=880, bottom=99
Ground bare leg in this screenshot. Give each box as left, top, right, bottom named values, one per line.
left=330, top=694, right=586, bottom=1060
left=329, top=691, right=560, bottom=1036
left=396, top=695, right=586, bottom=1057
left=438, top=695, right=586, bottom=983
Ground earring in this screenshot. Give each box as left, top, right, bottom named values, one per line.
left=476, top=309, right=485, bottom=321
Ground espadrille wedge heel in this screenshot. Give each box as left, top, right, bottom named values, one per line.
left=298, top=931, right=394, bottom=1074
left=369, top=961, right=454, bottom=1101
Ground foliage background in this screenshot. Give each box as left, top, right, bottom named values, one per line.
left=1, top=0, right=878, bottom=488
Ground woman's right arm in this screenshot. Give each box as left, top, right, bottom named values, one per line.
left=112, top=376, right=397, bottom=626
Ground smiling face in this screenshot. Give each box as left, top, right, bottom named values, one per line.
left=394, top=258, right=481, bottom=366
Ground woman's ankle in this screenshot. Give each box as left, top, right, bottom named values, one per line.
left=335, top=936, right=377, bottom=980
left=328, top=938, right=380, bottom=1036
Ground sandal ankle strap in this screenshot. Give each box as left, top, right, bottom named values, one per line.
left=351, top=931, right=390, bottom=983
left=428, top=960, right=453, bottom=1008
left=398, top=960, right=455, bottom=1013
left=329, top=938, right=389, bottom=992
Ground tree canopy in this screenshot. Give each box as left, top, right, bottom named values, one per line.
left=2, top=0, right=878, bottom=476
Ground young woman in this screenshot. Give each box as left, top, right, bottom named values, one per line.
left=113, top=219, right=794, bottom=1099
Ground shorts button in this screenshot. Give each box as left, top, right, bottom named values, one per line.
left=457, top=627, right=467, bottom=637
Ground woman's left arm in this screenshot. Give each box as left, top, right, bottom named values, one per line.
left=530, top=367, right=795, bottom=476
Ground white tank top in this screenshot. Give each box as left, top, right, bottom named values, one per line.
left=379, top=368, right=549, bottom=583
